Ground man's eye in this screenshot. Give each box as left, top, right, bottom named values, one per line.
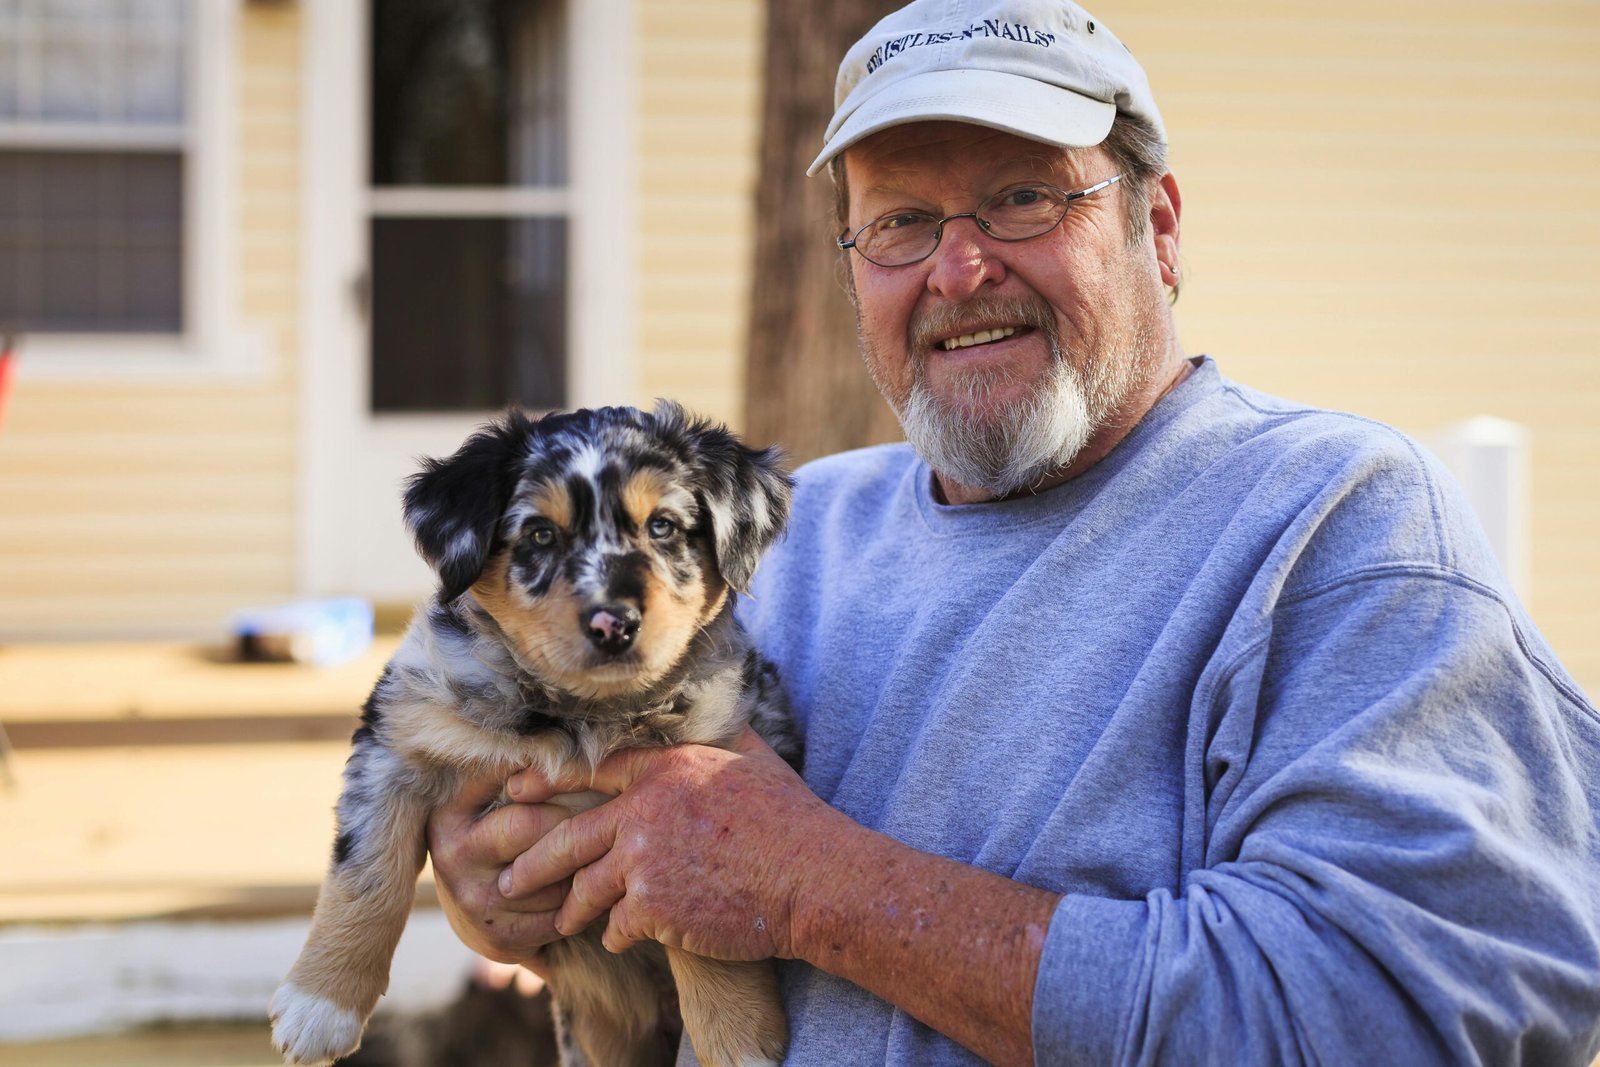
left=999, top=187, right=1044, bottom=207
left=877, top=212, right=933, bottom=232
left=647, top=517, right=677, bottom=540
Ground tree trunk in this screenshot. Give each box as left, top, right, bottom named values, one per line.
left=744, top=0, right=906, bottom=464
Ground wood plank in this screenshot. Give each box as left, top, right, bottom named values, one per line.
left=0, top=639, right=400, bottom=722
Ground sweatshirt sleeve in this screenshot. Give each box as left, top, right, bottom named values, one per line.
left=1032, top=568, right=1600, bottom=1066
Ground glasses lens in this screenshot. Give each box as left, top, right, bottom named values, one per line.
left=979, top=186, right=1070, bottom=240
left=857, top=213, right=939, bottom=267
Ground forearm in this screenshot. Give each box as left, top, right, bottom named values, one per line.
left=789, top=814, right=1058, bottom=1067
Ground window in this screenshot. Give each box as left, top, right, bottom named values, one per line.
left=0, top=1, right=257, bottom=378
left=0, top=0, right=188, bottom=334
left=368, top=0, right=570, bottom=413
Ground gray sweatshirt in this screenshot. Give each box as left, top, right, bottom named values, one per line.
left=729, top=356, right=1600, bottom=1065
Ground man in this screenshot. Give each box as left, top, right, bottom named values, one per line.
left=428, top=1, right=1600, bottom=1063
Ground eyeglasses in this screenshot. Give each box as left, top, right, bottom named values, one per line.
left=837, top=175, right=1123, bottom=268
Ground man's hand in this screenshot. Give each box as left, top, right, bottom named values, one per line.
left=438, top=729, right=1053, bottom=1066
left=497, top=727, right=848, bottom=961
left=426, top=773, right=574, bottom=966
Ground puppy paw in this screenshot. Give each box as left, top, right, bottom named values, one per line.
left=269, top=982, right=366, bottom=1066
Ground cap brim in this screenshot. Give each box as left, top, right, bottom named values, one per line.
left=807, top=68, right=1117, bottom=177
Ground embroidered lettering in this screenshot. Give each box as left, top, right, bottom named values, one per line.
left=864, top=22, right=1057, bottom=74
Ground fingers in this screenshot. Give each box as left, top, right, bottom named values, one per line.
left=429, top=800, right=571, bottom=874
left=600, top=895, right=644, bottom=954
left=489, top=878, right=567, bottom=913
left=430, top=817, right=572, bottom=962
left=507, top=763, right=592, bottom=804
left=428, top=793, right=576, bottom=966
left=436, top=885, right=567, bottom=964
left=428, top=772, right=506, bottom=839
left=481, top=803, right=573, bottom=866
left=499, top=801, right=618, bottom=901
left=556, top=849, right=628, bottom=938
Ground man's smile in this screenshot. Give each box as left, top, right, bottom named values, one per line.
left=939, top=325, right=1031, bottom=351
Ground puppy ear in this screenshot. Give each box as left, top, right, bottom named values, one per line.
left=653, top=400, right=793, bottom=594
left=403, top=411, right=534, bottom=602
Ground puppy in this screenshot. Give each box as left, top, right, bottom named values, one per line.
left=270, top=402, right=798, bottom=1067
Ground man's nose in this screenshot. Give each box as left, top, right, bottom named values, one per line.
left=924, top=217, right=1006, bottom=301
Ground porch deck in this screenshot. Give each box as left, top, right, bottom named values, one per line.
left=0, top=635, right=480, bottom=1059
left=0, top=636, right=405, bottom=926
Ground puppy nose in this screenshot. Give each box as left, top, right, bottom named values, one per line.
left=583, top=603, right=641, bottom=654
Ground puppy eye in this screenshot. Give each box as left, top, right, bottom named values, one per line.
left=647, top=516, right=677, bottom=540
left=526, top=521, right=558, bottom=547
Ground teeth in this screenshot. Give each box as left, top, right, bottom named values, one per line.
left=941, top=326, right=1017, bottom=351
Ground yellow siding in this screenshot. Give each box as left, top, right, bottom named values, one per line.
left=1080, top=1, right=1600, bottom=694
left=634, top=0, right=766, bottom=427
left=0, top=5, right=303, bottom=641
left=630, top=0, right=1600, bottom=694
left=2, top=0, right=1593, bottom=703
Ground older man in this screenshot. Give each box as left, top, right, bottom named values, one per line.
left=428, top=1, right=1600, bottom=1064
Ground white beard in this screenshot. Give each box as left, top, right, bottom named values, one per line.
left=897, top=352, right=1094, bottom=497
left=868, top=289, right=1141, bottom=497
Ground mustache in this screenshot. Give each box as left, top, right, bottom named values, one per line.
left=908, top=294, right=1060, bottom=354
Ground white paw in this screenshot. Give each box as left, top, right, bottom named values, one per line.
left=269, top=982, right=366, bottom=1066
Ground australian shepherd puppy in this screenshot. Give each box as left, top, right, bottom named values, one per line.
left=270, top=402, right=797, bottom=1067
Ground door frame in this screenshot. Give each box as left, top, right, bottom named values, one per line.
left=297, top=0, right=637, bottom=600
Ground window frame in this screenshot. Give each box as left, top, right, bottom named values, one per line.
left=5, top=0, right=268, bottom=381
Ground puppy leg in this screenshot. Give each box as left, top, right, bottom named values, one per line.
left=545, top=929, right=677, bottom=1067
left=667, top=949, right=786, bottom=1067
left=272, top=741, right=430, bottom=1065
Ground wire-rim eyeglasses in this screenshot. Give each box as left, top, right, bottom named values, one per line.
left=837, top=175, right=1123, bottom=268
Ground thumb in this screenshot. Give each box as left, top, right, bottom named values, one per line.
left=582, top=745, right=669, bottom=796
left=500, top=799, right=619, bottom=900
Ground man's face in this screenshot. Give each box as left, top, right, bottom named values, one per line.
left=841, top=122, right=1171, bottom=499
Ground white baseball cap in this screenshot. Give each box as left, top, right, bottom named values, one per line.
left=809, top=0, right=1164, bottom=176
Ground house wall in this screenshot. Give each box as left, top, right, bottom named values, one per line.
left=0, top=0, right=770, bottom=642
left=0, top=4, right=302, bottom=641
left=0, top=0, right=1593, bottom=702
left=634, top=0, right=767, bottom=424
left=645, top=0, right=1599, bottom=694
left=1089, top=0, right=1600, bottom=692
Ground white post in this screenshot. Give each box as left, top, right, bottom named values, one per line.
left=1430, top=417, right=1533, bottom=606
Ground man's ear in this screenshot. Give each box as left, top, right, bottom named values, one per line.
left=1151, top=171, right=1182, bottom=294
left=402, top=411, right=535, bottom=602
left=652, top=400, right=793, bottom=594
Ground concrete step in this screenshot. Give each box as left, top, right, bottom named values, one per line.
left=0, top=911, right=476, bottom=1045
